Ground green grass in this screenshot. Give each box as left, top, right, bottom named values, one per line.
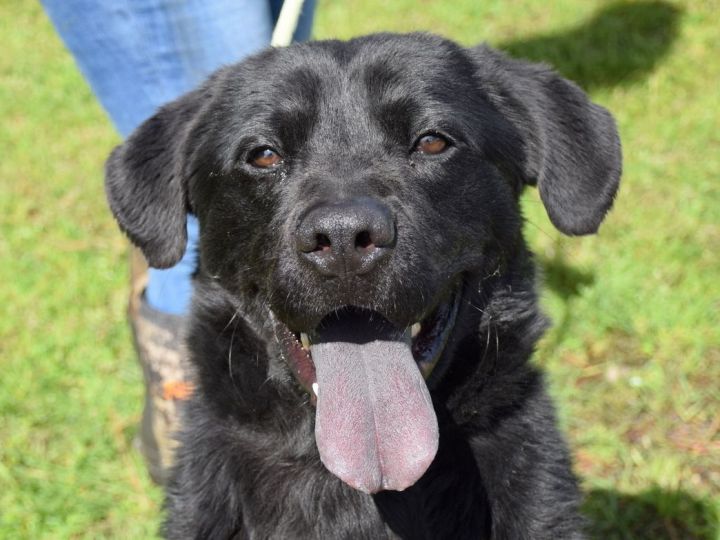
left=1, top=0, right=718, bottom=537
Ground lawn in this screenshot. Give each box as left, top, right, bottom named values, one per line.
left=0, top=0, right=718, bottom=538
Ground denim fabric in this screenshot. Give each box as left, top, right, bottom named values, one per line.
left=42, top=0, right=315, bottom=314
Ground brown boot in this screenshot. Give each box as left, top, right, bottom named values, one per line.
left=128, top=248, right=193, bottom=485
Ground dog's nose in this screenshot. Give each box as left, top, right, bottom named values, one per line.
left=295, top=197, right=395, bottom=277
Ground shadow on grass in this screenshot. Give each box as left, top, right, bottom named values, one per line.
left=511, top=2, right=682, bottom=351
left=538, top=250, right=594, bottom=301
left=515, top=1, right=682, bottom=307
left=500, top=1, right=682, bottom=90
left=532, top=239, right=595, bottom=351
left=584, top=487, right=719, bottom=539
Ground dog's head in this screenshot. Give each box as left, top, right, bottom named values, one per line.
left=106, top=34, right=620, bottom=494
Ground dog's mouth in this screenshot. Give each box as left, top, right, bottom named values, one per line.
left=273, top=289, right=460, bottom=494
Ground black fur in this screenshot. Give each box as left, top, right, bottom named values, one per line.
left=105, top=33, right=621, bottom=539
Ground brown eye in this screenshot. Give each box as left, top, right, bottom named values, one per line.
left=414, top=133, right=449, bottom=155
left=248, top=147, right=282, bottom=168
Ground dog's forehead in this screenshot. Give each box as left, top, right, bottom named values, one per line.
left=229, top=34, right=474, bottom=119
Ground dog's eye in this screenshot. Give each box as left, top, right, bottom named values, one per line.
left=248, top=147, right=283, bottom=168
left=414, top=133, right=449, bottom=155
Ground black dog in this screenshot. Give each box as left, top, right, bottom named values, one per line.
left=105, top=33, right=621, bottom=539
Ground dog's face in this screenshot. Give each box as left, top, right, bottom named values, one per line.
left=106, top=34, right=620, bottom=495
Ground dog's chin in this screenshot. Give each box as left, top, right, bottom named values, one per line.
left=270, top=287, right=461, bottom=494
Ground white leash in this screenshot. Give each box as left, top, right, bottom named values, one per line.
left=271, top=0, right=306, bottom=47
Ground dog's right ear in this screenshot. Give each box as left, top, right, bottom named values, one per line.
left=105, top=87, right=206, bottom=268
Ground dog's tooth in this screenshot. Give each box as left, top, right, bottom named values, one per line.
left=300, top=332, right=311, bottom=350
left=411, top=323, right=421, bottom=338
left=312, top=383, right=319, bottom=397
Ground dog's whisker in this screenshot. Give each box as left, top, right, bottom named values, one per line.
left=482, top=266, right=501, bottom=281
left=467, top=301, right=486, bottom=315
left=227, top=316, right=241, bottom=397
left=222, top=309, right=240, bottom=333
left=259, top=373, right=273, bottom=391
left=523, top=218, right=555, bottom=241
left=481, top=316, right=493, bottom=364
left=494, top=320, right=500, bottom=360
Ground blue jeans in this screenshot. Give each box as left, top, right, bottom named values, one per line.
left=42, top=0, right=315, bottom=314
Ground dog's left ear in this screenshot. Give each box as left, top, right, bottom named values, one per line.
left=469, top=45, right=622, bottom=235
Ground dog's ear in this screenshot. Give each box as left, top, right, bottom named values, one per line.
left=104, top=87, right=207, bottom=268
left=470, top=45, right=622, bottom=235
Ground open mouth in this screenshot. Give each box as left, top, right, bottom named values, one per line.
left=273, top=289, right=460, bottom=494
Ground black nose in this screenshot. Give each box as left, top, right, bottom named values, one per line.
left=295, top=197, right=395, bottom=277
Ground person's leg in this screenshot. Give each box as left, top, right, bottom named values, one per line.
left=41, top=0, right=315, bottom=482
left=145, top=0, right=317, bottom=315
left=42, top=0, right=274, bottom=319
left=41, top=0, right=281, bottom=137
left=44, top=0, right=315, bottom=315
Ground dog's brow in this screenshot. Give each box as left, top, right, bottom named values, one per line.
left=361, top=62, right=411, bottom=103
left=271, top=67, right=323, bottom=111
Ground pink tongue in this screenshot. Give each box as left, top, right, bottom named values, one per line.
left=311, top=319, right=439, bottom=494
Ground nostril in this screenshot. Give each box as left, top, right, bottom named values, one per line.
left=315, top=233, right=331, bottom=252
left=355, top=230, right=374, bottom=250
